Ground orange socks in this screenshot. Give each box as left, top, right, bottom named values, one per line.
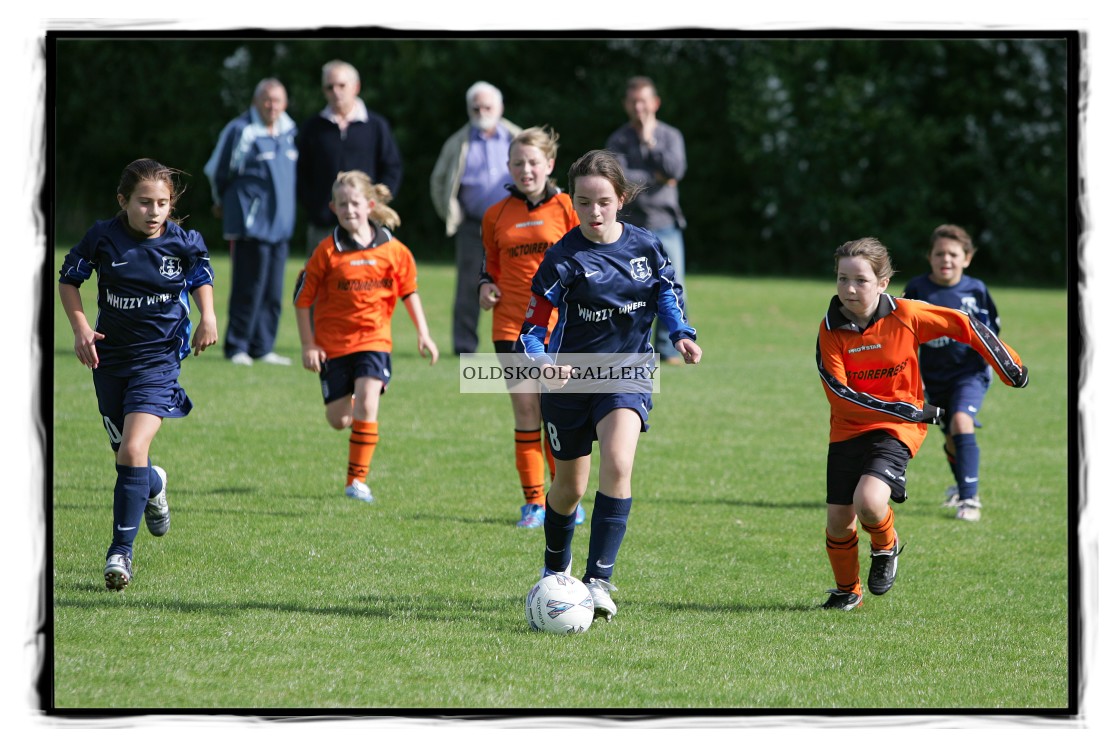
left=347, top=419, right=378, bottom=486
left=825, top=529, right=861, bottom=595
left=861, top=507, right=897, bottom=552
left=515, top=429, right=546, bottom=504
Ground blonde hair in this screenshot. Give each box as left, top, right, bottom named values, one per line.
left=510, top=126, right=560, bottom=191
left=331, top=170, right=400, bottom=230
left=511, top=125, right=560, bottom=162
left=834, top=237, right=895, bottom=280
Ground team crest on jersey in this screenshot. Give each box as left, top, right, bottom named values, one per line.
left=959, top=296, right=980, bottom=317
left=159, top=257, right=183, bottom=279
left=629, top=257, right=652, bottom=281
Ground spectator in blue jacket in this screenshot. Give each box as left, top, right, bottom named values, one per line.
left=205, top=77, right=298, bottom=366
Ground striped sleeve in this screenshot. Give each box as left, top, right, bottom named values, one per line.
left=906, top=300, right=1028, bottom=388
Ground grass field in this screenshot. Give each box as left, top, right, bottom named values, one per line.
left=49, top=249, right=1071, bottom=714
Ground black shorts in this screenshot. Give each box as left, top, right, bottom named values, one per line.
left=826, top=431, right=912, bottom=505
left=319, top=351, right=392, bottom=404
left=541, top=391, right=651, bottom=460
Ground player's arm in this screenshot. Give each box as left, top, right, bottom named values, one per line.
left=294, top=306, right=326, bottom=373
left=912, top=302, right=1027, bottom=388
left=401, top=292, right=439, bottom=365
left=58, top=282, right=103, bottom=369
left=654, top=246, right=697, bottom=344
left=479, top=212, right=501, bottom=310
left=188, top=283, right=218, bottom=356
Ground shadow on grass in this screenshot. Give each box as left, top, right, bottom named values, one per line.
left=654, top=497, right=821, bottom=511
left=54, top=588, right=820, bottom=620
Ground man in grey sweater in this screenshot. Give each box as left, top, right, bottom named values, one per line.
left=606, top=76, right=689, bottom=364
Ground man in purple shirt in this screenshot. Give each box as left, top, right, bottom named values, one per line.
left=430, top=81, right=521, bottom=354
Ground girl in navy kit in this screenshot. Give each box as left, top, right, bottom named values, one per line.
left=517, top=149, right=702, bottom=622
left=59, top=158, right=217, bottom=590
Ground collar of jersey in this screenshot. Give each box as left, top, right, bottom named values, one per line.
left=333, top=222, right=391, bottom=252
left=504, top=183, right=560, bottom=210
left=825, top=293, right=897, bottom=332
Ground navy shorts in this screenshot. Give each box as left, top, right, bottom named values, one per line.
left=92, top=365, right=192, bottom=452
left=541, top=391, right=652, bottom=460
left=826, top=430, right=912, bottom=505
left=320, top=351, right=392, bottom=404
left=925, top=371, right=990, bottom=433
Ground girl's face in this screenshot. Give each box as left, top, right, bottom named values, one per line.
left=117, top=179, right=172, bottom=238
left=836, top=256, right=889, bottom=323
left=928, top=237, right=972, bottom=287
left=330, top=184, right=373, bottom=235
left=573, top=175, right=624, bottom=244
left=508, top=143, right=554, bottom=202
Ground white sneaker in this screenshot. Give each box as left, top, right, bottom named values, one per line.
left=586, top=577, right=618, bottom=622
left=942, top=485, right=962, bottom=508
left=956, top=498, right=982, bottom=522
left=257, top=352, right=292, bottom=366
left=540, top=560, right=573, bottom=578
left=345, top=480, right=373, bottom=503
left=104, top=553, right=132, bottom=590
left=230, top=352, right=253, bottom=366
left=145, top=465, right=170, bottom=536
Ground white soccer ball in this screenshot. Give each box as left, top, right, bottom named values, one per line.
left=525, top=574, right=594, bottom=634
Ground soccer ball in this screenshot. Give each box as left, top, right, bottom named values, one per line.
left=525, top=574, right=594, bottom=634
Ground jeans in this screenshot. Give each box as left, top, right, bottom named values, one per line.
left=652, top=226, right=686, bottom=360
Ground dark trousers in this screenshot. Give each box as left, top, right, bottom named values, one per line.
left=452, top=218, right=484, bottom=355
left=223, top=238, right=289, bottom=359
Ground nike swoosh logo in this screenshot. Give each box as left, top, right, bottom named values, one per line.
left=166, top=406, right=177, bottom=412
left=116, top=525, right=136, bottom=531
left=964, top=477, right=979, bottom=483
left=111, top=261, right=128, bottom=267
left=595, top=561, right=614, bottom=570
left=584, top=270, right=600, bottom=278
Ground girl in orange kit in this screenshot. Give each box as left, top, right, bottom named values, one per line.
left=478, top=127, right=580, bottom=528
left=816, top=238, right=1028, bottom=610
left=293, top=171, right=438, bottom=502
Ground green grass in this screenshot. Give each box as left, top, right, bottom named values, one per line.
left=51, top=250, right=1071, bottom=712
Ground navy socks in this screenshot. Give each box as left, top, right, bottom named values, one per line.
left=108, top=464, right=149, bottom=558
left=543, top=499, right=578, bottom=574
left=952, top=432, right=980, bottom=500
left=583, top=491, right=632, bottom=584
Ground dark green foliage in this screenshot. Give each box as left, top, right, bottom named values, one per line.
left=50, top=34, right=1070, bottom=284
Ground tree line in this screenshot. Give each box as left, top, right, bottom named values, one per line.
left=50, top=32, right=1072, bottom=285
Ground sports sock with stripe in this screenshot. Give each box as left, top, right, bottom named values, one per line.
left=347, top=420, right=378, bottom=486
left=861, top=507, right=897, bottom=552
left=583, top=492, right=631, bottom=584
left=825, top=528, right=861, bottom=596
left=514, top=429, right=545, bottom=504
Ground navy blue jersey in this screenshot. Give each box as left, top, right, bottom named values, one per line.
left=902, top=273, right=1000, bottom=386
left=59, top=216, right=214, bottom=375
left=517, top=223, right=694, bottom=358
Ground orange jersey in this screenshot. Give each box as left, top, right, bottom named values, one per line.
left=816, top=294, right=1028, bottom=456
left=293, top=225, right=418, bottom=357
left=481, top=189, right=578, bottom=342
